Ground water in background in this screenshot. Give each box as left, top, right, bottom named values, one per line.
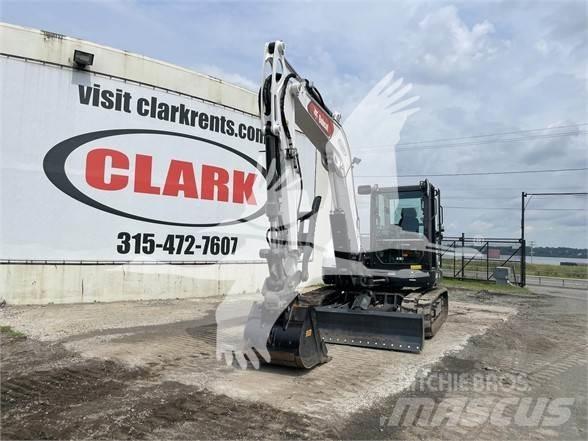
left=525, top=256, right=588, bottom=266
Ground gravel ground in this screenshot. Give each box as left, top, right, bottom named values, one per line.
left=1, top=287, right=586, bottom=440
left=344, top=287, right=588, bottom=439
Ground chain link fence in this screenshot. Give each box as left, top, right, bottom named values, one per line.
left=441, top=234, right=526, bottom=286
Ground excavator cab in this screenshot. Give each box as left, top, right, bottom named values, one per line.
left=360, top=180, right=444, bottom=289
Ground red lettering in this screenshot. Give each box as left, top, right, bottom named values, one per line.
left=232, top=170, right=257, bottom=205
left=134, top=154, right=160, bottom=194
left=201, top=165, right=229, bottom=202
left=85, top=148, right=129, bottom=190
left=85, top=150, right=257, bottom=205
left=162, top=160, right=198, bottom=198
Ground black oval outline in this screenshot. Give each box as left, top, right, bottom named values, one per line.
left=43, top=129, right=267, bottom=227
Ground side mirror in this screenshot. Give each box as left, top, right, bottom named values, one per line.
left=357, top=185, right=372, bottom=195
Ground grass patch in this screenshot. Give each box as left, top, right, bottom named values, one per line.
left=0, top=325, right=26, bottom=338
left=442, top=277, right=530, bottom=295
left=525, top=262, right=588, bottom=279
left=442, top=259, right=588, bottom=280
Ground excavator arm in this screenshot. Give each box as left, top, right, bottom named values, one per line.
left=244, top=40, right=373, bottom=369
left=260, top=40, right=363, bottom=288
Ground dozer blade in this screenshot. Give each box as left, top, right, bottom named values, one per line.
left=314, top=306, right=425, bottom=353
left=245, top=302, right=330, bottom=369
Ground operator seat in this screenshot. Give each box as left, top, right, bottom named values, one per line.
left=399, top=208, right=419, bottom=233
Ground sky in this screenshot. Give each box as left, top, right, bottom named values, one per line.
left=2, top=0, right=587, bottom=248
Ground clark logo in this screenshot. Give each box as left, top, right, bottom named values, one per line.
left=85, top=149, right=257, bottom=204
left=43, top=129, right=266, bottom=227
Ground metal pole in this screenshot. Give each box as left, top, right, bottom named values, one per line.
left=521, top=192, right=526, bottom=287
left=486, top=241, right=489, bottom=281
left=519, top=191, right=586, bottom=287
left=453, top=241, right=456, bottom=278
left=461, top=232, right=465, bottom=281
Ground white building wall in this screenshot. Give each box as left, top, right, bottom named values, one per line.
left=0, top=23, right=331, bottom=305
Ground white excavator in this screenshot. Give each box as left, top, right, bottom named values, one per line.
left=244, top=41, right=448, bottom=368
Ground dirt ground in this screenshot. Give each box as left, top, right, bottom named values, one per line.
left=1, top=287, right=586, bottom=440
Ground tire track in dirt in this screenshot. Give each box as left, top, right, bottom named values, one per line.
left=1, top=331, right=333, bottom=440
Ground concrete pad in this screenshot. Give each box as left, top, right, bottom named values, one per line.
left=203, top=301, right=516, bottom=420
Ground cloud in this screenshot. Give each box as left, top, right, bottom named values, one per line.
left=416, top=5, right=500, bottom=74
left=468, top=220, right=495, bottom=233
left=195, top=64, right=257, bottom=91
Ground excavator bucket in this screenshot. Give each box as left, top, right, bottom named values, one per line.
left=245, top=302, right=330, bottom=369
left=314, top=306, right=425, bottom=353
